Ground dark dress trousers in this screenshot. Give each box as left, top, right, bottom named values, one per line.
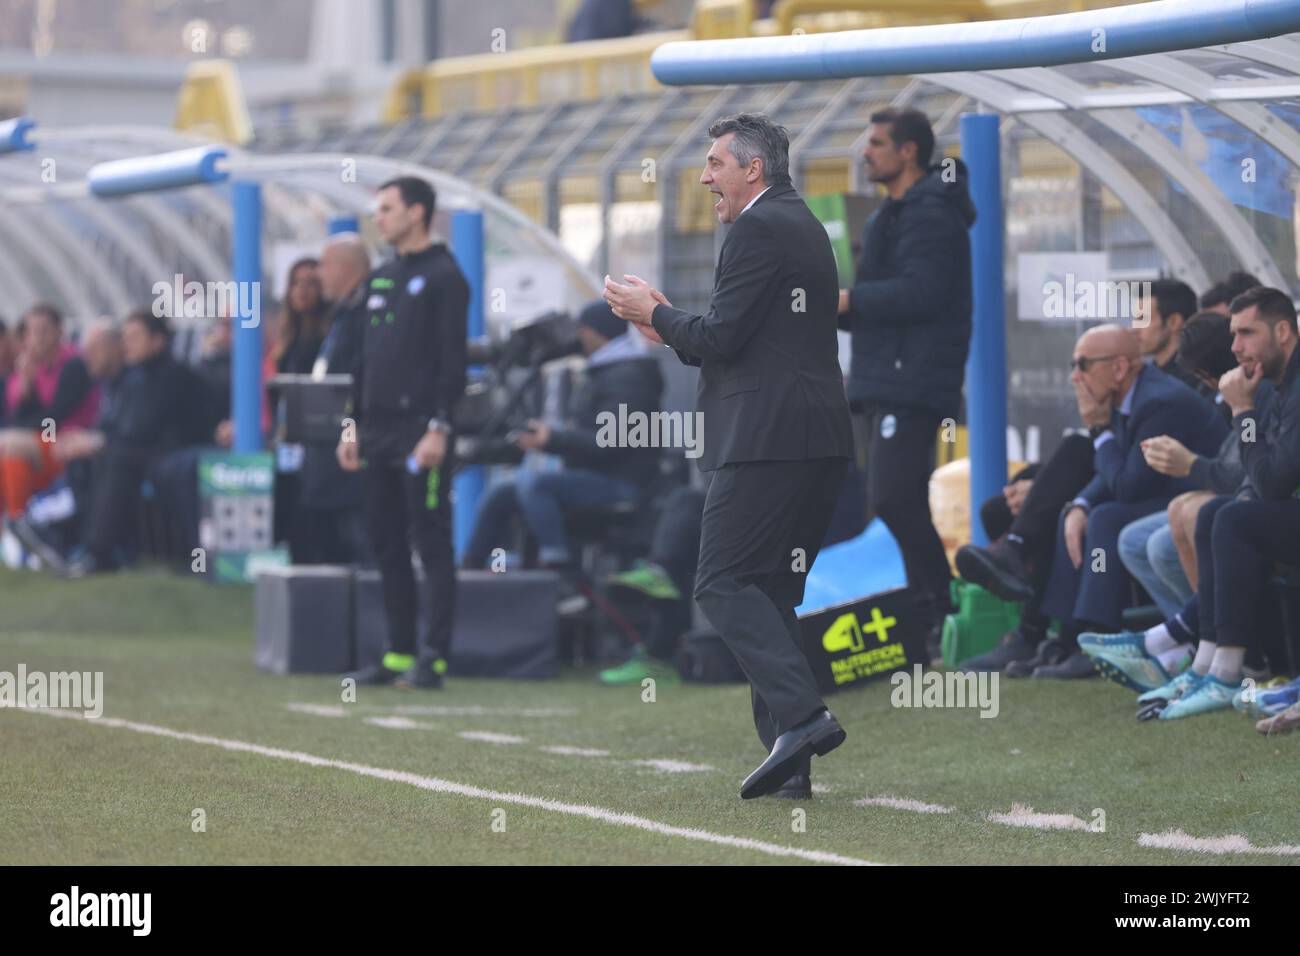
left=651, top=180, right=854, bottom=762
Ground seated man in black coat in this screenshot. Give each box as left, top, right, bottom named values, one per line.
left=463, top=301, right=664, bottom=578
left=57, top=310, right=209, bottom=575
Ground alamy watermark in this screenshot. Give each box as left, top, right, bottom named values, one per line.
left=890, top=664, right=999, bottom=719
left=596, top=404, right=705, bottom=460
left=50, top=886, right=150, bottom=936
left=1042, top=277, right=1151, bottom=323
left=152, top=274, right=261, bottom=328
left=0, top=664, right=103, bottom=718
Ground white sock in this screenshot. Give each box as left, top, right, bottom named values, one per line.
left=1143, top=623, right=1176, bottom=656
left=1157, top=646, right=1192, bottom=675
left=1191, top=641, right=1216, bottom=675
left=1209, top=646, right=1245, bottom=684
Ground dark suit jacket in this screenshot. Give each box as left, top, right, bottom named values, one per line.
left=649, top=181, right=854, bottom=472
left=1077, top=363, right=1228, bottom=507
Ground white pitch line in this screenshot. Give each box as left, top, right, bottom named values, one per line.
left=855, top=795, right=954, bottom=814
left=457, top=730, right=527, bottom=745
left=1139, top=829, right=1300, bottom=857
left=364, top=716, right=434, bottom=730
left=286, top=703, right=348, bottom=718
left=988, top=804, right=1093, bottom=832
left=21, top=709, right=879, bottom=866
left=539, top=746, right=610, bottom=757
left=374, top=705, right=579, bottom=718
left=628, top=759, right=714, bottom=774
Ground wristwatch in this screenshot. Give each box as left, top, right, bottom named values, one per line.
left=426, top=417, right=452, bottom=434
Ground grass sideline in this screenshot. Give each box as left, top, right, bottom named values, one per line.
left=2, top=565, right=1298, bottom=865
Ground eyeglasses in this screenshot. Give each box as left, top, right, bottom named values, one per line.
left=1069, top=354, right=1120, bottom=373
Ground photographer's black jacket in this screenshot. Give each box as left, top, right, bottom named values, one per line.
left=546, top=354, right=664, bottom=486
left=352, top=242, right=469, bottom=445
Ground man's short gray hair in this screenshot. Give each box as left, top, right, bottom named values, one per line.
left=707, top=112, right=791, bottom=187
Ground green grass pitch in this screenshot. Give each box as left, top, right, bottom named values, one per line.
left=2, top=565, right=1297, bottom=865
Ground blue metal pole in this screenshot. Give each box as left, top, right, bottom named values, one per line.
left=960, top=113, right=1007, bottom=548
left=327, top=215, right=359, bottom=235
left=450, top=209, right=485, bottom=561
left=232, top=180, right=263, bottom=453
left=0, top=117, right=34, bottom=154
left=88, top=145, right=227, bottom=197
left=650, top=0, right=1300, bottom=85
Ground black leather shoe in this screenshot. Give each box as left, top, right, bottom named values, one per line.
left=740, top=709, right=845, bottom=800
left=955, top=540, right=1035, bottom=603
left=1005, top=636, right=1070, bottom=677
left=1033, top=650, right=1097, bottom=679
left=958, top=628, right=1036, bottom=672
left=769, top=774, right=812, bottom=799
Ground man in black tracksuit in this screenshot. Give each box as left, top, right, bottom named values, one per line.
left=338, top=177, right=469, bottom=689
left=838, top=108, right=975, bottom=662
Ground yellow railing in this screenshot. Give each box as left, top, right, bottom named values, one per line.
left=386, top=0, right=1151, bottom=120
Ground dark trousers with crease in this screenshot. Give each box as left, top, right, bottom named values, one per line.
left=361, top=428, right=456, bottom=667
left=694, top=457, right=848, bottom=772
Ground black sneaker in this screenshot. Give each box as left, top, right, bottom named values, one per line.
left=955, top=539, right=1035, bottom=603
left=396, top=657, right=446, bottom=690
left=957, top=628, right=1038, bottom=672
left=1005, top=636, right=1071, bottom=677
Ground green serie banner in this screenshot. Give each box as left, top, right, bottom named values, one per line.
left=806, top=193, right=855, bottom=288
left=197, top=451, right=287, bottom=584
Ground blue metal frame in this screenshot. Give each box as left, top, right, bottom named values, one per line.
left=960, top=113, right=1007, bottom=546
left=231, top=180, right=263, bottom=453
left=87, top=145, right=227, bottom=198
left=450, top=209, right=485, bottom=561
left=650, top=0, right=1300, bottom=86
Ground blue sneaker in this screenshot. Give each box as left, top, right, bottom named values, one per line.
left=1077, top=629, right=1146, bottom=654
left=1234, top=676, right=1300, bottom=719
left=1083, top=632, right=1172, bottom=692
left=1137, top=669, right=1202, bottom=706
left=1159, top=674, right=1240, bottom=720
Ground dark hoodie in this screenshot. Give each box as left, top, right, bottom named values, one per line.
left=840, top=158, right=977, bottom=420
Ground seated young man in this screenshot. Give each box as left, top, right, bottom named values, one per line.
left=1115, top=311, right=1266, bottom=618
left=1082, top=287, right=1300, bottom=718
left=957, top=325, right=1227, bottom=678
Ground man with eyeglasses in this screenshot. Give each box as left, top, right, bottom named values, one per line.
left=956, top=325, right=1227, bottom=678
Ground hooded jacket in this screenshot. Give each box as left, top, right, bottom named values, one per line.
left=840, top=158, right=976, bottom=419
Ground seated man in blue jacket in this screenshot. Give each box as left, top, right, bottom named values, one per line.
left=968, top=324, right=1228, bottom=678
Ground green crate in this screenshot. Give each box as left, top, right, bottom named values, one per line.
left=939, top=579, right=1021, bottom=668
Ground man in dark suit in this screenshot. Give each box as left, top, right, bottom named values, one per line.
left=603, top=112, right=854, bottom=800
